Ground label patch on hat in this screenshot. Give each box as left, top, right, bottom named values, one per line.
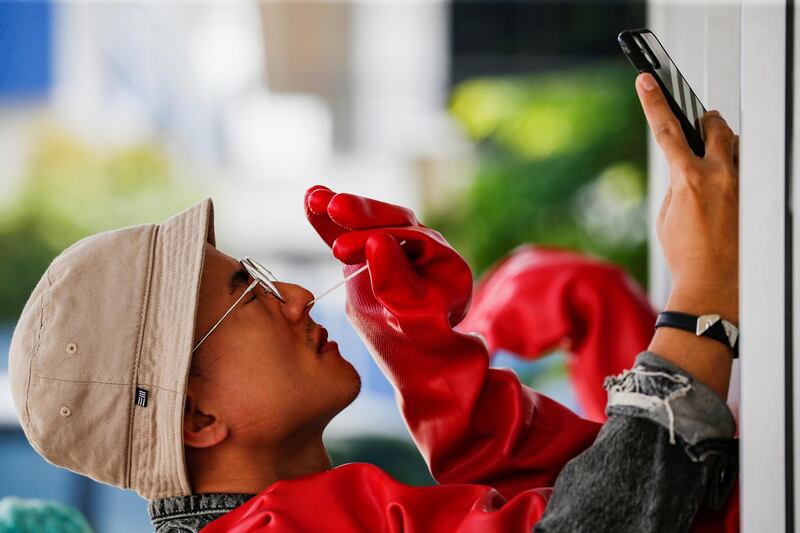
left=136, top=388, right=149, bottom=408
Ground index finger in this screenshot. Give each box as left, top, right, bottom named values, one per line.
left=636, top=73, right=695, bottom=168
left=327, top=193, right=419, bottom=231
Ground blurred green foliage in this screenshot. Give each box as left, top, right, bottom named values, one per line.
left=327, top=436, right=436, bottom=487
left=0, top=129, right=203, bottom=323
left=432, top=60, right=649, bottom=287
left=0, top=496, right=93, bottom=533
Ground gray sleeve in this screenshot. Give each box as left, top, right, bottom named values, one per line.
left=533, top=351, right=738, bottom=533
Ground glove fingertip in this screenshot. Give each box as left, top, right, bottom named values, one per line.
left=327, top=193, right=365, bottom=228
left=306, top=186, right=335, bottom=216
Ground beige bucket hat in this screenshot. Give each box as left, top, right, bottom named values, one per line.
left=8, top=197, right=215, bottom=500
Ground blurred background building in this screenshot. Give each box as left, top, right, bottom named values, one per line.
left=0, top=1, right=646, bottom=531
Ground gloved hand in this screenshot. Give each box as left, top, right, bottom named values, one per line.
left=459, top=245, right=658, bottom=422
left=305, top=186, right=601, bottom=497
left=307, top=186, right=472, bottom=329
left=306, top=185, right=474, bottom=382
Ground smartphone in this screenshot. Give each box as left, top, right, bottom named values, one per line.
left=618, top=28, right=706, bottom=157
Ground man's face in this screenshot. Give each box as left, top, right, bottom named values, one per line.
left=187, top=243, right=361, bottom=450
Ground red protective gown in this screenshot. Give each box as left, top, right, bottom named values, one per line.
left=201, top=186, right=737, bottom=532
left=459, top=245, right=658, bottom=422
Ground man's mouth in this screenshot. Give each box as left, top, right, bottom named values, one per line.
left=315, top=326, right=338, bottom=354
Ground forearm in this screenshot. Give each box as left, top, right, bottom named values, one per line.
left=350, top=296, right=601, bottom=495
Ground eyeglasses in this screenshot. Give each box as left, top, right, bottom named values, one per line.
left=192, top=256, right=285, bottom=353
left=192, top=241, right=407, bottom=353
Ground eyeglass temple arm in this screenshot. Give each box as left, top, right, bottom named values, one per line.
left=192, top=279, right=259, bottom=353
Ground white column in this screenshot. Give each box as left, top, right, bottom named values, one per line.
left=741, top=1, right=788, bottom=531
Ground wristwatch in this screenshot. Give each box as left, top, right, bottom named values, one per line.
left=655, top=311, right=739, bottom=359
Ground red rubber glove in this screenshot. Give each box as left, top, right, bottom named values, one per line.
left=459, top=245, right=658, bottom=422
left=305, top=185, right=601, bottom=497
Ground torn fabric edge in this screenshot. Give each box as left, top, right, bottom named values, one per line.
left=604, top=351, right=736, bottom=448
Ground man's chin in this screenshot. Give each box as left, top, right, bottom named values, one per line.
left=341, top=359, right=362, bottom=406
left=316, top=365, right=362, bottom=427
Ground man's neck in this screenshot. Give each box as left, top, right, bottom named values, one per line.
left=186, top=433, right=332, bottom=494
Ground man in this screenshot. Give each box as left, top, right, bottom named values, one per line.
left=9, top=72, right=738, bottom=531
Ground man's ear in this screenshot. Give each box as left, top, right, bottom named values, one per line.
left=183, top=390, right=228, bottom=448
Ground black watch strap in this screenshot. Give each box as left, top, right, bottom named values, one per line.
left=655, top=311, right=739, bottom=359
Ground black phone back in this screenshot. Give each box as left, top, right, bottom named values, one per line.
left=619, top=29, right=706, bottom=157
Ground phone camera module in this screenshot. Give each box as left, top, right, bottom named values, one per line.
left=633, top=35, right=661, bottom=70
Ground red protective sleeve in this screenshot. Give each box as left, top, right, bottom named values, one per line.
left=305, top=187, right=601, bottom=498
left=459, top=245, right=658, bottom=421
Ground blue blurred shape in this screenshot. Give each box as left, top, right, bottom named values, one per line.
left=0, top=430, right=152, bottom=533
left=0, top=1, right=52, bottom=99
left=0, top=326, right=11, bottom=371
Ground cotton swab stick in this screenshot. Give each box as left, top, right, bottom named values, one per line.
left=305, top=264, right=369, bottom=307
left=306, top=240, right=408, bottom=307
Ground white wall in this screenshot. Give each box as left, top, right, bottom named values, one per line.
left=740, top=2, right=788, bottom=531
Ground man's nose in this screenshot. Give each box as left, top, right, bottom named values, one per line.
left=274, top=282, right=314, bottom=322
